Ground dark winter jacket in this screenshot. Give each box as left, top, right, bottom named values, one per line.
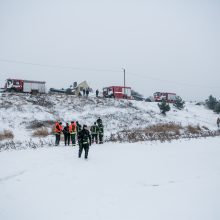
left=76, top=123, right=82, bottom=133
left=78, top=129, right=91, bottom=146
left=90, top=125, right=99, bottom=134
left=63, top=126, right=70, bottom=135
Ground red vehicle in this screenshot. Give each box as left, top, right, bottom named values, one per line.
left=103, top=86, right=132, bottom=99
left=153, top=92, right=177, bottom=103
left=4, top=79, right=46, bottom=93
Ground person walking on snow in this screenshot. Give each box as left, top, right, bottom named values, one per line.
left=69, top=121, right=77, bottom=146
left=63, top=123, right=70, bottom=146
left=90, top=122, right=99, bottom=144
left=78, top=125, right=91, bottom=159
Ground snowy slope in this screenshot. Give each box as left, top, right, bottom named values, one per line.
left=0, top=137, right=220, bottom=220
left=0, top=92, right=219, bottom=143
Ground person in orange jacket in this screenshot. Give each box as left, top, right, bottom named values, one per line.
left=69, top=121, right=77, bottom=146
left=54, top=121, right=63, bottom=146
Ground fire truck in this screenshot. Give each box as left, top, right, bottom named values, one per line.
left=4, top=79, right=46, bottom=94
left=103, top=86, right=132, bottom=99
left=153, top=92, right=177, bottom=103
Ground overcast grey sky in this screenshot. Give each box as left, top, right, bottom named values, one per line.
left=0, top=0, right=219, bottom=100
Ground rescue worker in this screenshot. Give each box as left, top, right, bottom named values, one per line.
left=86, top=88, right=89, bottom=97
left=76, top=121, right=82, bottom=147
left=54, top=121, right=62, bottom=146
left=96, top=89, right=99, bottom=97
left=90, top=122, right=99, bottom=144
left=83, top=89, right=86, bottom=96
left=217, top=117, right=220, bottom=128
left=63, top=123, right=70, bottom=146
left=76, top=121, right=82, bottom=133
left=69, top=121, right=77, bottom=146
left=98, top=123, right=104, bottom=144
left=78, top=125, right=91, bottom=159
left=97, top=117, right=102, bottom=127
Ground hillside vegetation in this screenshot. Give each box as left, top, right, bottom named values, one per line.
left=0, top=93, right=219, bottom=149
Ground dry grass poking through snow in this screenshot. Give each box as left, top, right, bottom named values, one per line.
left=0, top=130, right=14, bottom=141
left=107, top=123, right=220, bottom=143
left=32, top=128, right=50, bottom=137
left=186, top=125, right=201, bottom=134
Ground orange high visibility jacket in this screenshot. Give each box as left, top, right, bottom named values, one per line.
left=69, top=122, right=77, bottom=134
left=54, top=123, right=62, bottom=133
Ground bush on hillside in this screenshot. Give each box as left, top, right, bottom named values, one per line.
left=214, top=102, right=220, bottom=114
left=26, top=120, right=54, bottom=129
left=173, top=96, right=185, bottom=110
left=206, top=95, right=218, bottom=110
left=186, top=125, right=201, bottom=134
left=158, top=100, right=170, bottom=115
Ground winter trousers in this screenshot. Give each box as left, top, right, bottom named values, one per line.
left=64, top=134, right=70, bottom=146
left=55, top=134, right=61, bottom=146
left=78, top=144, right=89, bottom=159
left=70, top=133, right=76, bottom=146
left=91, top=134, right=98, bottom=144
left=99, top=134, right=103, bottom=144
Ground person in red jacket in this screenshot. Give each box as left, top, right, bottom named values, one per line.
left=54, top=121, right=63, bottom=146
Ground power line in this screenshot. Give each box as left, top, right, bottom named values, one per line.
left=126, top=71, right=220, bottom=89
left=0, top=58, right=219, bottom=89
left=0, top=59, right=120, bottom=73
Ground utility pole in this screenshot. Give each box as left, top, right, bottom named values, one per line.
left=122, top=68, right=126, bottom=87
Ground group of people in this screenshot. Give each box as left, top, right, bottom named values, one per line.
left=82, top=88, right=90, bottom=97
left=54, top=117, right=104, bottom=159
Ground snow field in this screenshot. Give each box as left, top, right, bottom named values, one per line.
left=0, top=137, right=220, bottom=220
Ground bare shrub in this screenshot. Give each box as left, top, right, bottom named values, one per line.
left=0, top=130, right=14, bottom=141
left=186, top=125, right=201, bottom=134
left=26, top=120, right=55, bottom=129
left=106, top=123, right=220, bottom=143
left=32, top=128, right=49, bottom=137
left=27, top=95, right=54, bottom=108
left=144, top=123, right=182, bottom=135
left=0, top=139, right=54, bottom=151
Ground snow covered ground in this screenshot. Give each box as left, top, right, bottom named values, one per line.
left=1, top=137, right=220, bottom=220
left=0, top=93, right=219, bottom=144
